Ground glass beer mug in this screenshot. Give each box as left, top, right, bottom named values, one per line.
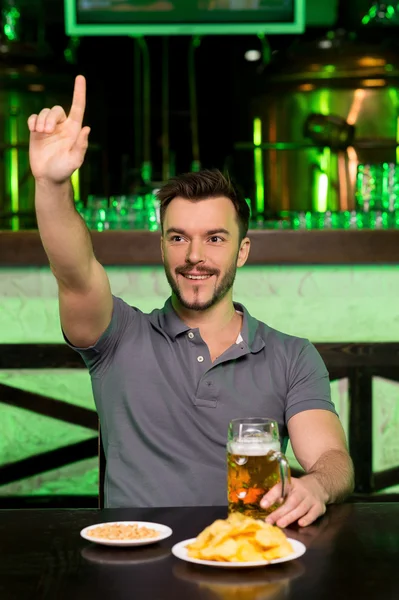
left=227, top=418, right=291, bottom=519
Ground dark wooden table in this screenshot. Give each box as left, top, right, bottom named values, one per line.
left=1, top=504, right=398, bottom=600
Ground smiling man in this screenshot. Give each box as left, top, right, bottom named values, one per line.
left=159, top=181, right=250, bottom=363
left=28, top=76, right=354, bottom=526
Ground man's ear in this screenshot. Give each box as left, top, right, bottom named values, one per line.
left=237, top=237, right=251, bottom=268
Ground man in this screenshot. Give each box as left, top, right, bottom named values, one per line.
left=28, top=76, right=354, bottom=527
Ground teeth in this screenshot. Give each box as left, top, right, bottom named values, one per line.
left=185, top=275, right=211, bottom=280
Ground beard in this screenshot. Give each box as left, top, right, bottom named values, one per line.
left=164, top=257, right=238, bottom=311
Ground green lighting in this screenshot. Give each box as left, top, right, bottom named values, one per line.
left=2, top=6, right=20, bottom=41
left=397, top=115, right=399, bottom=164
left=361, top=3, right=398, bottom=24
left=64, top=37, right=80, bottom=64
left=141, top=162, right=152, bottom=184
left=5, top=92, right=20, bottom=231
left=4, top=23, right=13, bottom=39
left=191, top=161, right=201, bottom=173
left=313, top=147, right=330, bottom=212
left=253, top=118, right=265, bottom=215
left=64, top=0, right=306, bottom=36
left=253, top=118, right=262, bottom=147
left=319, top=89, right=330, bottom=115
left=2, top=267, right=399, bottom=497
left=315, top=173, right=329, bottom=212
left=71, top=170, right=80, bottom=203
left=324, top=65, right=336, bottom=73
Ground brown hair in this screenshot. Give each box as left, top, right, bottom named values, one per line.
left=157, top=169, right=250, bottom=241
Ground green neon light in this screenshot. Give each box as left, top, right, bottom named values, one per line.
left=313, top=147, right=330, bottom=212
left=361, top=3, right=398, bottom=24
left=315, top=173, right=329, bottom=212
left=64, top=36, right=80, bottom=64
left=141, top=162, right=152, bottom=184
left=319, top=89, right=330, bottom=115
left=2, top=6, right=20, bottom=41
left=396, top=116, right=399, bottom=164
left=319, top=147, right=330, bottom=173
left=254, top=118, right=262, bottom=147
left=71, top=170, right=80, bottom=202
left=64, top=0, right=305, bottom=36
left=362, top=5, right=378, bottom=24
left=6, top=92, right=19, bottom=231
left=253, top=118, right=264, bottom=215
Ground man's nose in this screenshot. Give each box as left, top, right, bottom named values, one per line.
left=186, top=239, right=206, bottom=264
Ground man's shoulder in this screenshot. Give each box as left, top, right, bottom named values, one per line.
left=251, top=317, right=326, bottom=379
left=249, top=312, right=311, bottom=359
left=113, top=295, right=162, bottom=320
left=258, top=319, right=308, bottom=345
left=112, top=296, right=165, bottom=334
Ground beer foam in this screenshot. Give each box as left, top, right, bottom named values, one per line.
left=228, top=440, right=280, bottom=456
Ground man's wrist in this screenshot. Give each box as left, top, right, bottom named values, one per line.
left=301, top=472, right=330, bottom=504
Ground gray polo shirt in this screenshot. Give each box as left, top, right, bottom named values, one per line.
left=69, top=296, right=336, bottom=508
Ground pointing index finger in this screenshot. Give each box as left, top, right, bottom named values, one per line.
left=69, top=75, right=86, bottom=125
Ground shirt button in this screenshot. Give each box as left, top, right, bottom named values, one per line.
left=188, top=332, right=195, bottom=339
left=197, top=356, right=204, bottom=363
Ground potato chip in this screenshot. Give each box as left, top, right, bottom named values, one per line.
left=255, top=525, right=288, bottom=548
left=235, top=539, right=264, bottom=562
left=189, top=519, right=229, bottom=550
left=200, top=539, right=238, bottom=561
left=186, top=512, right=293, bottom=563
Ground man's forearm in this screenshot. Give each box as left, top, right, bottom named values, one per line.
left=36, top=179, right=95, bottom=290
left=303, top=449, right=355, bottom=504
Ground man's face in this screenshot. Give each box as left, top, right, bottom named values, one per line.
left=161, top=196, right=250, bottom=311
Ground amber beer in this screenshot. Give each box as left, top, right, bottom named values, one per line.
left=227, top=419, right=290, bottom=519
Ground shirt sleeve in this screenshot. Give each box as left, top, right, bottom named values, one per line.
left=285, top=341, right=337, bottom=422
left=63, top=295, right=137, bottom=377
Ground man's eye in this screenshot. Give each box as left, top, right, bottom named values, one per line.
left=209, top=236, right=224, bottom=243
left=171, top=236, right=183, bottom=242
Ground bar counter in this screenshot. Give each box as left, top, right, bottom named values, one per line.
left=1, top=504, right=399, bottom=600
left=2, top=229, right=399, bottom=265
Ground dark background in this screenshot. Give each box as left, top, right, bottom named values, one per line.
left=4, top=0, right=392, bottom=195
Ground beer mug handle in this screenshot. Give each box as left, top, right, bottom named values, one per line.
left=271, top=451, right=291, bottom=501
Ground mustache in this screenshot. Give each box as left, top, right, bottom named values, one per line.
left=176, top=265, right=219, bottom=277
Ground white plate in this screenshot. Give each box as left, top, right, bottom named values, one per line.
left=80, top=521, right=173, bottom=547
left=171, top=537, right=306, bottom=568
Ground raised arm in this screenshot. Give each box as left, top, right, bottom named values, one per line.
left=29, top=75, right=113, bottom=347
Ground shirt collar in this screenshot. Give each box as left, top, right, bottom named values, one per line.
left=156, top=297, right=265, bottom=354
